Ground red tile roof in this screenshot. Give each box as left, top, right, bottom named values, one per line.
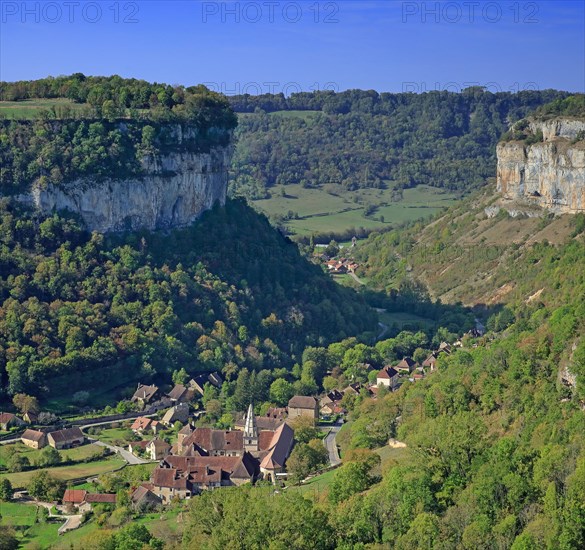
left=258, top=430, right=275, bottom=451
left=377, top=366, right=398, bottom=379
left=131, top=417, right=152, bottom=431
left=85, top=493, right=117, bottom=503
left=152, top=453, right=256, bottom=490
left=152, top=468, right=190, bottom=490
left=183, top=428, right=244, bottom=453
left=260, top=423, right=294, bottom=471
left=63, top=489, right=87, bottom=504
left=0, top=413, right=16, bottom=424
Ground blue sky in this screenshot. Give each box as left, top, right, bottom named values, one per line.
left=1, top=0, right=584, bottom=94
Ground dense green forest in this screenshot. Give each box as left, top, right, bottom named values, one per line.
left=228, top=88, right=569, bottom=198
left=0, top=75, right=236, bottom=193
left=0, top=198, right=376, bottom=405
left=534, top=94, right=585, bottom=118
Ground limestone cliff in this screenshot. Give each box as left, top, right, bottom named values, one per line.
left=19, top=145, right=232, bottom=233
left=497, top=118, right=585, bottom=214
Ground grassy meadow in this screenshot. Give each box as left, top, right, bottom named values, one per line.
left=0, top=500, right=102, bottom=549
left=252, top=184, right=458, bottom=237
left=0, top=98, right=88, bottom=119
left=0, top=457, right=126, bottom=488
left=0, top=442, right=106, bottom=469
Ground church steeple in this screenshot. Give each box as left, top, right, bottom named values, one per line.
left=244, top=403, right=259, bottom=451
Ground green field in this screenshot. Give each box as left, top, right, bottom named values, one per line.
left=0, top=442, right=106, bottom=468
left=0, top=98, right=88, bottom=119
left=134, top=508, right=185, bottom=541
left=0, top=500, right=101, bottom=549
left=91, top=426, right=135, bottom=445
left=375, top=444, right=411, bottom=472
left=0, top=457, right=126, bottom=488
left=290, top=467, right=338, bottom=499
left=252, top=184, right=458, bottom=237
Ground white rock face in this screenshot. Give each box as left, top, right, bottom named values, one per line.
left=497, top=118, right=585, bottom=214
left=22, top=146, right=232, bottom=233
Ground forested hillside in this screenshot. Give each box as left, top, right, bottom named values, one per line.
left=228, top=88, right=569, bottom=198
left=0, top=198, right=375, bottom=406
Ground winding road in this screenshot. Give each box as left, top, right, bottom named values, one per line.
left=12, top=493, right=82, bottom=535
left=323, top=420, right=342, bottom=467
left=90, top=439, right=150, bottom=465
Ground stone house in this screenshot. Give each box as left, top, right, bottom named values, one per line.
left=147, top=438, right=172, bottom=460
left=287, top=396, right=319, bottom=421
left=47, top=427, right=85, bottom=450
left=0, top=413, right=25, bottom=431
left=21, top=429, right=47, bottom=449
left=376, top=366, right=399, bottom=390
left=161, top=403, right=190, bottom=427
left=131, top=384, right=160, bottom=407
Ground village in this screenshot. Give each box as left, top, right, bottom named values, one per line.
left=0, top=339, right=458, bottom=537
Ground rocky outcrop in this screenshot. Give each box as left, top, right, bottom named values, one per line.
left=497, top=118, right=585, bottom=214
left=19, top=146, right=232, bottom=233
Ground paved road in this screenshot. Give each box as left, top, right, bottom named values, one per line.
left=59, top=514, right=82, bottom=534
left=90, top=439, right=151, bottom=465
left=323, top=421, right=342, bottom=467
left=348, top=271, right=365, bottom=286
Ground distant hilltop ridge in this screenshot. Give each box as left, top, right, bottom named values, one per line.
left=496, top=95, right=585, bottom=215
left=0, top=74, right=237, bottom=232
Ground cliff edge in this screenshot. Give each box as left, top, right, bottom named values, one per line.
left=21, top=145, right=232, bottom=233
left=497, top=118, right=585, bottom=214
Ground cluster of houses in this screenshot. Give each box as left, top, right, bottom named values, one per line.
left=376, top=342, right=455, bottom=391
left=130, top=371, right=224, bottom=410
left=1, top=341, right=478, bottom=515
left=6, top=342, right=469, bottom=512
left=20, top=426, right=85, bottom=451
left=324, top=257, right=360, bottom=274
left=316, top=342, right=458, bottom=417
left=131, top=402, right=299, bottom=506
left=126, top=394, right=326, bottom=506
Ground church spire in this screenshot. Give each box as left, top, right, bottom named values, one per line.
left=244, top=403, right=257, bottom=438
left=244, top=403, right=259, bottom=451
